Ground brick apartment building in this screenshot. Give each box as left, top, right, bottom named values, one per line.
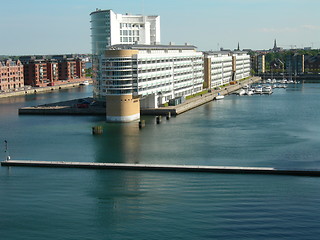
left=0, top=59, right=24, bottom=92
left=20, top=55, right=86, bottom=87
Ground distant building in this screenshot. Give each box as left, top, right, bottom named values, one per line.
left=20, top=55, right=85, bottom=87
left=99, top=44, right=203, bottom=122
left=304, top=55, right=320, bottom=73
left=272, top=39, right=283, bottom=52
left=0, top=59, right=24, bottom=92
left=286, top=54, right=304, bottom=75
left=257, top=55, right=265, bottom=73
left=231, top=51, right=251, bottom=80
left=90, top=9, right=160, bottom=55
left=204, top=51, right=233, bottom=88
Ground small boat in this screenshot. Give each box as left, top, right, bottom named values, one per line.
left=254, top=85, right=263, bottom=94
left=80, top=80, right=90, bottom=86
left=236, top=89, right=246, bottom=96
left=215, top=95, right=224, bottom=100
left=262, top=86, right=273, bottom=94
left=245, top=89, right=254, bottom=95
left=215, top=93, right=224, bottom=100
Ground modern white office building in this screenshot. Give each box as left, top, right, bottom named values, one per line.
left=232, top=51, right=251, bottom=80
left=100, top=44, right=204, bottom=122
left=204, top=51, right=233, bottom=89
left=90, top=9, right=160, bottom=55
left=204, top=51, right=251, bottom=89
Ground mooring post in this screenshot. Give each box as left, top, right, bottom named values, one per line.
left=139, top=120, right=146, bottom=129
left=92, top=126, right=103, bottom=135
left=4, top=140, right=10, bottom=161
left=156, top=116, right=162, bottom=124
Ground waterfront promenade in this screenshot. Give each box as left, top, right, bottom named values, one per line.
left=0, top=79, right=92, bottom=99
left=142, top=76, right=260, bottom=116
left=18, top=76, right=261, bottom=116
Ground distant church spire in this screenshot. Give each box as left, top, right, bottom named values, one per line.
left=273, top=39, right=277, bottom=49
left=237, top=42, right=240, bottom=51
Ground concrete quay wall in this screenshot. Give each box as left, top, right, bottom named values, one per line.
left=0, top=80, right=92, bottom=99
left=18, top=106, right=105, bottom=115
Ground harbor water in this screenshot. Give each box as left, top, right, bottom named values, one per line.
left=1, top=84, right=320, bottom=239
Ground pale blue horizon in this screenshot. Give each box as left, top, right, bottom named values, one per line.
left=1, top=0, right=319, bottom=55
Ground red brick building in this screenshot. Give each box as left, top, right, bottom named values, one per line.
left=20, top=55, right=86, bottom=87
left=0, top=59, right=24, bottom=92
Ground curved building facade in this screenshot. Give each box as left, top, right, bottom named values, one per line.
left=100, top=44, right=203, bottom=122
left=90, top=9, right=161, bottom=100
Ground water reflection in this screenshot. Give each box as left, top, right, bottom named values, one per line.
left=94, top=122, right=141, bottom=164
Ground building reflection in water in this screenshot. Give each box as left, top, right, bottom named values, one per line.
left=94, top=121, right=141, bottom=164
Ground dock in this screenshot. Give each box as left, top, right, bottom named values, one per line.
left=2, top=160, right=320, bottom=177
left=18, top=77, right=261, bottom=116
left=18, top=98, right=105, bottom=116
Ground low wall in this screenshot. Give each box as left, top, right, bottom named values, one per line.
left=0, top=80, right=92, bottom=99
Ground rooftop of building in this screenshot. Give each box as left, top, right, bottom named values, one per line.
left=108, top=44, right=198, bottom=51
left=204, top=50, right=248, bottom=56
left=90, top=9, right=158, bottom=17
left=0, top=59, right=22, bottom=67
left=18, top=54, right=83, bottom=63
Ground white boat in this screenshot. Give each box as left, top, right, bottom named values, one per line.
left=262, top=86, right=273, bottom=94
left=254, top=85, right=263, bottom=94
left=215, top=95, right=224, bottom=100
left=237, top=89, right=246, bottom=96
left=245, top=89, right=254, bottom=95
left=80, top=80, right=90, bottom=86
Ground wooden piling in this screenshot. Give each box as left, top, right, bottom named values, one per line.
left=139, top=120, right=145, bottom=129
left=92, top=126, right=103, bottom=135
left=156, top=116, right=162, bottom=124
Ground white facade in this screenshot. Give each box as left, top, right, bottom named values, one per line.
left=205, top=52, right=233, bottom=88
left=99, top=45, right=204, bottom=108
left=232, top=51, right=251, bottom=80
left=90, top=9, right=160, bottom=55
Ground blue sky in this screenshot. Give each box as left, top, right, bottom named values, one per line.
left=1, top=0, right=320, bottom=55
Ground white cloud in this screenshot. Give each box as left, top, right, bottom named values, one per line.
left=259, top=24, right=320, bottom=33
left=259, top=27, right=298, bottom=33
left=302, top=25, right=320, bottom=30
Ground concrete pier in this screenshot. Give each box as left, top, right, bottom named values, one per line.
left=2, top=160, right=320, bottom=177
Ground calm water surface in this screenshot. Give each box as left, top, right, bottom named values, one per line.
left=1, top=84, right=320, bottom=239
